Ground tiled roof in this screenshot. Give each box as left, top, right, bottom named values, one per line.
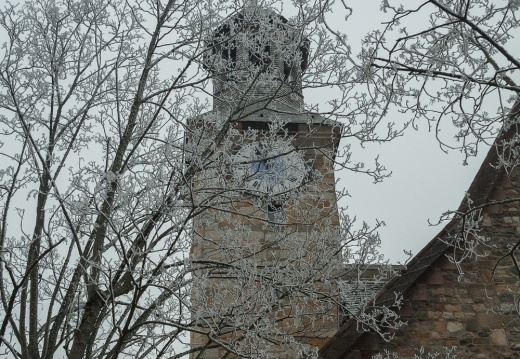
left=339, top=280, right=385, bottom=322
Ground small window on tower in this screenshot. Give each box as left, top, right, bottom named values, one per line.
left=249, top=35, right=271, bottom=69
left=222, top=42, right=237, bottom=65
left=267, top=201, right=285, bottom=224
left=283, top=60, right=292, bottom=80
left=221, top=41, right=237, bottom=80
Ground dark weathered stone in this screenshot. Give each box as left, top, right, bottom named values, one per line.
left=466, top=318, right=479, bottom=331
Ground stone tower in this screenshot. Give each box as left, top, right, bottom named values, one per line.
left=187, top=5, right=342, bottom=358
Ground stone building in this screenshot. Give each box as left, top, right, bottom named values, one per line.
left=188, top=4, right=520, bottom=359
left=320, top=102, right=520, bottom=358
left=187, top=5, right=343, bottom=358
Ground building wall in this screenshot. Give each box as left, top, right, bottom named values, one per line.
left=190, top=119, right=342, bottom=358
left=348, top=168, right=520, bottom=358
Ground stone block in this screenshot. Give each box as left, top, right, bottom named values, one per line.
left=433, top=321, right=447, bottom=332
left=483, top=213, right=493, bottom=226
left=478, top=313, right=503, bottom=329
left=473, top=304, right=487, bottom=313
left=500, top=303, right=514, bottom=314
left=490, top=328, right=509, bottom=346
left=442, top=310, right=455, bottom=319
left=473, top=337, right=489, bottom=345
left=445, top=304, right=462, bottom=312
left=495, top=284, right=515, bottom=294
left=433, top=303, right=444, bottom=311
left=454, top=311, right=466, bottom=319
left=416, top=331, right=430, bottom=340
left=499, top=292, right=514, bottom=303
left=478, top=260, right=496, bottom=269
left=466, top=318, right=479, bottom=331
left=511, top=343, right=520, bottom=351
left=428, top=310, right=443, bottom=319
left=443, top=338, right=459, bottom=346
left=480, top=269, right=493, bottom=282
left=447, top=321, right=464, bottom=333
left=431, top=287, right=447, bottom=295
left=308, top=338, right=327, bottom=348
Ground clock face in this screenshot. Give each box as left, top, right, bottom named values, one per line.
left=234, top=139, right=306, bottom=195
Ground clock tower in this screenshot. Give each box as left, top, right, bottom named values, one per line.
left=187, top=5, right=342, bottom=358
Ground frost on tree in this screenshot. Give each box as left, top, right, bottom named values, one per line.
left=0, top=1, right=402, bottom=358
left=186, top=4, right=403, bottom=358
left=187, top=6, right=344, bottom=358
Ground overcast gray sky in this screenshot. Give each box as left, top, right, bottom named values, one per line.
left=316, top=1, right=492, bottom=262
left=0, top=0, right=502, bottom=263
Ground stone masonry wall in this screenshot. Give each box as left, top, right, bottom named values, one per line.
left=190, top=121, right=342, bottom=358
left=349, top=167, right=520, bottom=358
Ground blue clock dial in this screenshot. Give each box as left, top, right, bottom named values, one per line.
left=234, top=139, right=305, bottom=195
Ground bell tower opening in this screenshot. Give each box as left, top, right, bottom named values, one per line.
left=204, top=6, right=309, bottom=114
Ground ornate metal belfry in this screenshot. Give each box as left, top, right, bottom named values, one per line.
left=203, top=5, right=309, bottom=115
left=188, top=4, right=342, bottom=358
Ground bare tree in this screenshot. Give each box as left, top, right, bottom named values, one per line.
left=357, top=0, right=520, bottom=312
left=0, top=0, right=405, bottom=358
left=361, top=0, right=519, bottom=164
